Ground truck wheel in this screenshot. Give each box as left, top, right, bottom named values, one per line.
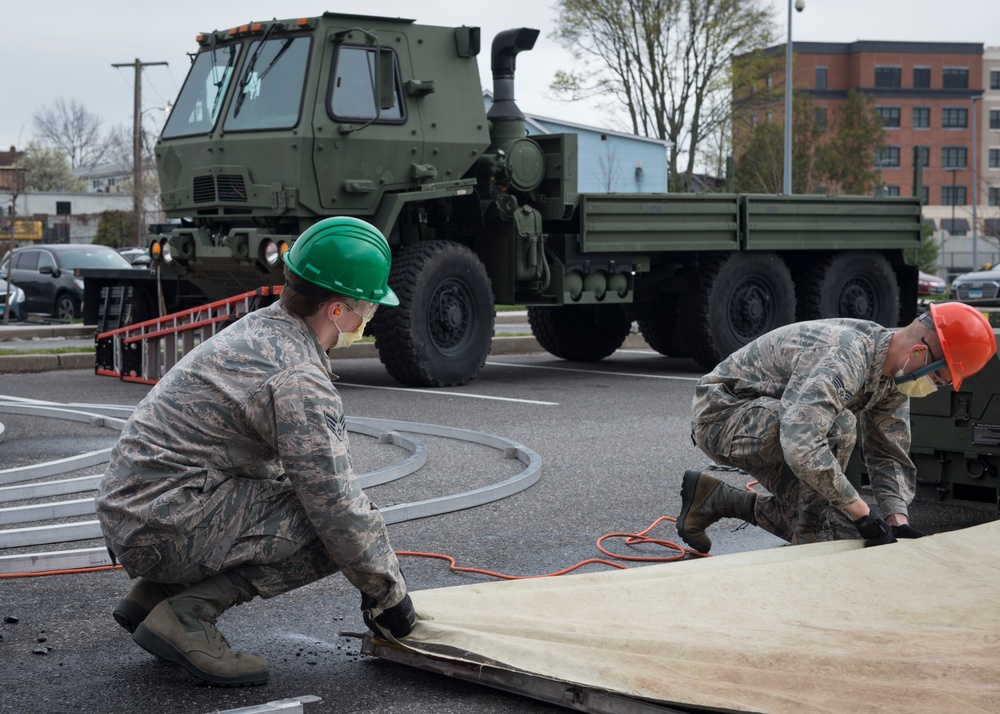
left=679, top=252, right=796, bottom=370
left=528, top=304, right=632, bottom=361
left=797, top=252, right=900, bottom=326
left=371, top=241, right=494, bottom=388
left=637, top=298, right=689, bottom=358
left=54, top=293, right=77, bottom=321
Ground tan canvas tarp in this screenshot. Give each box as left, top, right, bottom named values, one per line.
left=402, top=521, right=1000, bottom=713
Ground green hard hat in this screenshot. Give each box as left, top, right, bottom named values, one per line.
left=285, top=217, right=399, bottom=306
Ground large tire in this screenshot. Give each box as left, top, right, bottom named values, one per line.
left=679, top=252, right=796, bottom=370
left=796, top=252, right=900, bottom=326
left=370, top=241, right=494, bottom=388
left=527, top=304, right=632, bottom=361
left=637, top=298, right=689, bottom=358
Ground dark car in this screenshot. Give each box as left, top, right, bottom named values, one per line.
left=0, top=272, right=27, bottom=322
left=0, top=244, right=133, bottom=320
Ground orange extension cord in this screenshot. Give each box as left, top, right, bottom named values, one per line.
left=1, top=514, right=717, bottom=580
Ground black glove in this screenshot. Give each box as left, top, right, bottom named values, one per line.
left=853, top=513, right=897, bottom=547
left=361, top=593, right=415, bottom=639
left=890, top=523, right=927, bottom=539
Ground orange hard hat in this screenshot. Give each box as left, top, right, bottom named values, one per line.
left=928, top=302, right=998, bottom=390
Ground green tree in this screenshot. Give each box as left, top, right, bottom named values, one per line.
left=735, top=91, right=821, bottom=193
left=905, top=222, right=941, bottom=274
left=93, top=210, right=135, bottom=249
left=550, top=0, right=776, bottom=191
left=814, top=90, right=885, bottom=196
left=16, top=141, right=86, bottom=192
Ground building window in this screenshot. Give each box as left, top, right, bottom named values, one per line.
left=915, top=146, right=930, bottom=168
left=876, top=106, right=900, bottom=128
left=913, top=67, right=931, bottom=88
left=874, top=66, right=901, bottom=88
left=991, top=70, right=1000, bottom=90
left=942, top=185, right=967, bottom=205
left=875, top=146, right=900, bottom=167
left=884, top=185, right=900, bottom=197
left=942, top=68, right=969, bottom=89
left=921, top=185, right=930, bottom=205
left=941, top=107, right=968, bottom=129
left=942, top=146, right=967, bottom=169
left=913, top=107, right=930, bottom=129
left=990, top=149, right=1000, bottom=169
left=989, top=187, right=1000, bottom=206
left=815, top=67, right=827, bottom=90
left=815, top=107, right=827, bottom=132
left=56, top=201, right=71, bottom=215
left=990, top=110, right=1000, bottom=130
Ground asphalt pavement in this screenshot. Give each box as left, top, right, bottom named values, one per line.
left=1, top=334, right=996, bottom=714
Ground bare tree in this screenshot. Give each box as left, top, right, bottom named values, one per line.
left=104, top=123, right=164, bottom=241
left=550, top=0, right=775, bottom=191
left=32, top=99, right=109, bottom=169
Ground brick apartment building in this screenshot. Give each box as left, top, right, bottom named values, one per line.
left=737, top=41, right=1000, bottom=278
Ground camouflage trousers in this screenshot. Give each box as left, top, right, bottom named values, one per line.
left=109, top=476, right=338, bottom=598
left=692, top=396, right=860, bottom=544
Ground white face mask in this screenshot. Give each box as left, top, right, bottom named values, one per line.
left=894, top=355, right=938, bottom=398
left=331, top=301, right=376, bottom=350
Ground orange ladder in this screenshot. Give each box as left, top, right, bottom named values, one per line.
left=95, top=286, right=282, bottom=384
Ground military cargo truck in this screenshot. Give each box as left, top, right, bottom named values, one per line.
left=144, top=12, right=921, bottom=387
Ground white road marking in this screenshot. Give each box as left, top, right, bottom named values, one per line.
left=337, top=383, right=559, bottom=405
left=485, top=361, right=700, bottom=381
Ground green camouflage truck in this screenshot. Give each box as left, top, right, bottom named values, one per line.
left=145, top=12, right=921, bottom=387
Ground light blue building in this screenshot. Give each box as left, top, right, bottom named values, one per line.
left=484, top=92, right=671, bottom=194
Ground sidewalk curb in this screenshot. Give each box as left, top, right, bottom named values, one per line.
left=0, top=333, right=653, bottom=375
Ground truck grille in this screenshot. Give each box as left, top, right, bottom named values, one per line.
left=192, top=175, right=248, bottom=203
left=193, top=176, right=216, bottom=203
left=217, top=175, right=248, bottom=202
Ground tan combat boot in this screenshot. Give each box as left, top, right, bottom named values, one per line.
left=676, top=469, right=756, bottom=553
left=132, top=572, right=268, bottom=686
left=113, top=578, right=186, bottom=634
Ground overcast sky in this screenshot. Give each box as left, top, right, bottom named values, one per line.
left=2, top=0, right=998, bottom=154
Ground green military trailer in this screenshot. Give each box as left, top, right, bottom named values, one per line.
left=146, top=12, right=922, bottom=387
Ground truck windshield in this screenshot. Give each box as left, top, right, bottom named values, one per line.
left=162, top=43, right=242, bottom=138
left=223, top=36, right=311, bottom=132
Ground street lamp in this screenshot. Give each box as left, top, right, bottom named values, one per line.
left=971, top=95, right=981, bottom=270
left=783, top=0, right=805, bottom=195
left=944, top=166, right=960, bottom=278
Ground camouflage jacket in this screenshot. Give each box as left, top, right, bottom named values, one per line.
left=692, top=319, right=915, bottom=517
left=96, top=301, right=405, bottom=608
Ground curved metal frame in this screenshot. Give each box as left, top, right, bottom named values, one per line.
left=0, top=400, right=541, bottom=574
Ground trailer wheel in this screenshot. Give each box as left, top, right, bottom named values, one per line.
left=797, top=252, right=900, bottom=326
left=528, top=304, right=632, bottom=361
left=637, top=298, right=689, bottom=358
left=370, top=241, right=494, bottom=388
left=679, top=252, right=796, bottom=370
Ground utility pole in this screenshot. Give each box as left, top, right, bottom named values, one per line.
left=112, top=58, right=167, bottom=247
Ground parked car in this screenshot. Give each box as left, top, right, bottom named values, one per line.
left=917, top=271, right=947, bottom=297
left=118, top=247, right=152, bottom=268
left=0, top=272, right=27, bottom=322
left=950, top=266, right=1000, bottom=306
left=0, top=244, right=134, bottom=320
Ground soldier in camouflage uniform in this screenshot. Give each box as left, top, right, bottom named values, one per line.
left=96, top=217, right=414, bottom=687
left=678, top=302, right=997, bottom=553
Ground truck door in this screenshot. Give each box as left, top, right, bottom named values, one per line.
left=313, top=27, right=418, bottom=214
